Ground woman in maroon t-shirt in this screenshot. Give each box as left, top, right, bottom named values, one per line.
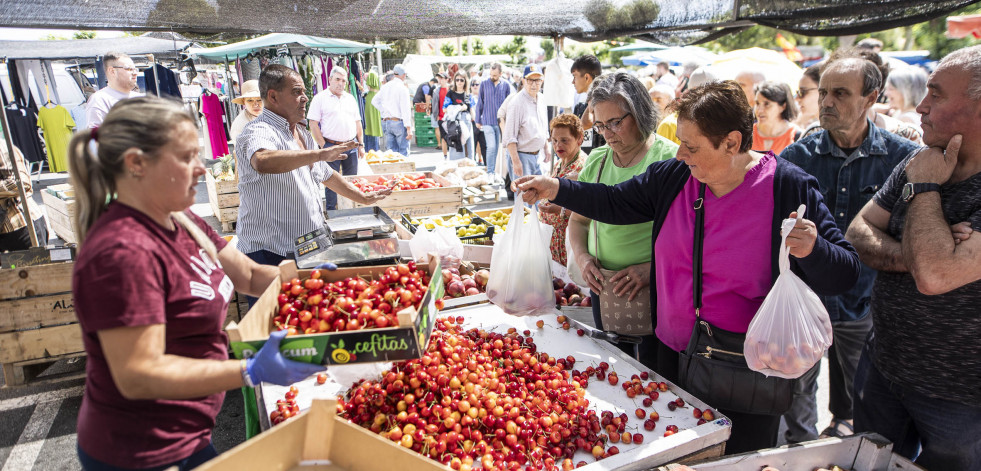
left=68, top=97, right=324, bottom=471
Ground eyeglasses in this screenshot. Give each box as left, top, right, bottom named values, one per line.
left=795, top=87, right=816, bottom=99
left=526, top=78, right=543, bottom=84
left=593, top=113, right=631, bottom=134
left=455, top=79, right=466, bottom=83
left=112, top=66, right=138, bottom=73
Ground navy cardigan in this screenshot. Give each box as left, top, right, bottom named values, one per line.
left=552, top=156, right=861, bottom=328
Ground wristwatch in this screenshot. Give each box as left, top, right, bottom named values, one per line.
left=901, top=182, right=941, bottom=202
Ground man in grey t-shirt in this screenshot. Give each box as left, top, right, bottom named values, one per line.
left=85, top=52, right=143, bottom=128
left=846, top=45, right=981, bottom=471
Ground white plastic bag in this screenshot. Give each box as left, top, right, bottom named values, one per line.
left=486, top=194, right=555, bottom=316
left=744, top=205, right=834, bottom=379
left=408, top=226, right=463, bottom=270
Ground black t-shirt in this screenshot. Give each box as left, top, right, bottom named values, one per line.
left=445, top=90, right=472, bottom=114
left=413, top=83, right=432, bottom=104
left=573, top=101, right=605, bottom=154
left=870, top=152, right=981, bottom=406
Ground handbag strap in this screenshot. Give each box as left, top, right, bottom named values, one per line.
left=692, top=183, right=707, bottom=317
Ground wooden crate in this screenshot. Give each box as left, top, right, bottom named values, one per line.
left=0, top=261, right=84, bottom=386
left=195, top=398, right=449, bottom=471
left=367, top=161, right=415, bottom=174
left=660, top=433, right=924, bottom=471
left=206, top=172, right=239, bottom=233
left=462, top=184, right=501, bottom=205
left=41, top=186, right=77, bottom=244
left=337, top=172, right=463, bottom=220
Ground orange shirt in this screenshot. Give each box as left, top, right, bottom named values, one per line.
left=752, top=123, right=798, bottom=155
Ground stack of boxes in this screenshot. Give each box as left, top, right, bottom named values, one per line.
left=414, top=111, right=437, bottom=147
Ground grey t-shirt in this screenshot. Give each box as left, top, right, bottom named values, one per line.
left=870, top=152, right=981, bottom=406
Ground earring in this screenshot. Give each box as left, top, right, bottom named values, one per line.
left=129, top=170, right=143, bottom=179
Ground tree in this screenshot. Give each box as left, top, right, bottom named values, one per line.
left=72, top=31, right=97, bottom=39
left=463, top=38, right=485, bottom=55
left=40, top=33, right=69, bottom=41
left=541, top=38, right=555, bottom=61
left=440, top=42, right=456, bottom=57
left=382, top=39, right=418, bottom=60
left=500, top=36, right=529, bottom=64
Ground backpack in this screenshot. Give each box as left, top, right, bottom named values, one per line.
left=443, top=119, right=463, bottom=152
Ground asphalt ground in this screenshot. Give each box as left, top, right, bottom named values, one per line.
left=0, top=141, right=831, bottom=470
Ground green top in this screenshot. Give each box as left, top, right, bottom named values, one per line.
left=576, top=135, right=678, bottom=270
left=364, top=71, right=382, bottom=137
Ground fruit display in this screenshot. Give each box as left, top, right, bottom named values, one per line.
left=442, top=266, right=490, bottom=299
left=274, top=262, right=430, bottom=335
left=404, top=212, right=495, bottom=244
left=554, top=278, right=591, bottom=307
left=335, top=314, right=712, bottom=470
left=482, top=209, right=530, bottom=234
left=210, top=154, right=236, bottom=181
left=352, top=173, right=443, bottom=192
left=365, top=149, right=407, bottom=164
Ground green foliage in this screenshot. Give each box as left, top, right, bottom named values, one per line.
left=910, top=3, right=981, bottom=59
left=541, top=39, right=555, bottom=61
left=382, top=39, right=418, bottom=59
left=499, top=36, right=529, bottom=65
left=606, top=37, right=636, bottom=65
left=72, top=31, right=97, bottom=40
left=440, top=42, right=456, bottom=56
left=488, top=43, right=503, bottom=55
left=463, top=38, right=486, bottom=55
left=585, top=0, right=660, bottom=33
left=40, top=34, right=69, bottom=41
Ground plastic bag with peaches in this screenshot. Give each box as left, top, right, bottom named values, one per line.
left=744, top=207, right=834, bottom=379
left=486, top=194, right=555, bottom=316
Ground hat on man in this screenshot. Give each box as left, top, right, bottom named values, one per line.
left=232, top=80, right=260, bottom=105
left=687, top=67, right=718, bottom=90
left=393, top=64, right=406, bottom=76
left=436, top=71, right=448, bottom=79
left=524, top=64, right=543, bottom=79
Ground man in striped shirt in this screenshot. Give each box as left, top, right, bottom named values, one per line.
left=235, top=65, right=390, bottom=281
left=475, top=63, right=511, bottom=179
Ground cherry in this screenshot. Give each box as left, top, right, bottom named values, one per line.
left=316, top=373, right=328, bottom=384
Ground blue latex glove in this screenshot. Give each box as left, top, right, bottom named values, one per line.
left=246, top=330, right=325, bottom=386
left=315, top=262, right=338, bottom=270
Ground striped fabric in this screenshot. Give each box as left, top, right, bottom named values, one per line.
left=235, top=111, right=332, bottom=256
left=476, top=78, right=511, bottom=126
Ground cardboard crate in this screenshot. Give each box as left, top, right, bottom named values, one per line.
left=195, top=398, right=450, bottom=471
left=205, top=172, right=239, bottom=233
left=660, top=433, right=924, bottom=471
left=41, top=185, right=76, bottom=244
left=337, top=172, right=462, bottom=220
left=226, top=258, right=444, bottom=366
left=0, top=256, right=84, bottom=385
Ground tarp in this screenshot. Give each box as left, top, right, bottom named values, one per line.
left=947, top=13, right=981, bottom=38
left=189, top=33, right=379, bottom=60
left=0, top=36, right=190, bottom=60
left=624, top=46, right=719, bottom=66
left=0, top=1, right=976, bottom=45
left=708, top=47, right=803, bottom=90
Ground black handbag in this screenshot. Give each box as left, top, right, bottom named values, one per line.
left=677, top=183, right=794, bottom=416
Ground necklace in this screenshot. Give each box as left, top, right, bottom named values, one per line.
left=613, top=150, right=638, bottom=168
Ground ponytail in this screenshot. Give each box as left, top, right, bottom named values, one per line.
left=67, top=130, right=115, bottom=245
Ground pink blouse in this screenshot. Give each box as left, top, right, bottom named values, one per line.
left=653, top=154, right=777, bottom=351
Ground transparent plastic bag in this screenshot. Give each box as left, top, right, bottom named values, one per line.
left=408, top=226, right=463, bottom=270
left=744, top=206, right=834, bottom=379
left=485, top=194, right=555, bottom=316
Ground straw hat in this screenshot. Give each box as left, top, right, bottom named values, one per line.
left=232, top=80, right=260, bottom=105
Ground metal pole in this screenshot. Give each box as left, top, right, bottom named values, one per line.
left=374, top=38, right=383, bottom=74
left=148, top=54, right=160, bottom=96
left=0, top=61, right=40, bottom=247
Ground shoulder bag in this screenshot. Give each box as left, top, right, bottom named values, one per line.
left=677, top=183, right=794, bottom=415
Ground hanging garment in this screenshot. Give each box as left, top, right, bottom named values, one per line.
left=144, top=64, right=182, bottom=99
left=4, top=107, right=46, bottom=164
left=36, top=105, right=75, bottom=173
left=235, top=58, right=245, bottom=89
left=542, top=56, right=575, bottom=108
left=7, top=60, right=37, bottom=112
left=70, top=104, right=87, bottom=131
left=95, top=57, right=108, bottom=89
left=200, top=93, right=230, bottom=158
left=364, top=71, right=382, bottom=138
left=320, top=57, right=329, bottom=90
left=241, top=57, right=261, bottom=82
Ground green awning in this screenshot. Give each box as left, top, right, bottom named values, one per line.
left=189, top=33, right=382, bottom=60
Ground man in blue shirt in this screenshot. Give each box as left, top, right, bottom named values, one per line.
left=474, top=63, right=511, bottom=180
left=780, top=52, right=920, bottom=443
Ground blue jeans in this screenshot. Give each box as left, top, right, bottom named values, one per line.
left=854, top=337, right=981, bottom=470
left=382, top=119, right=409, bottom=156
left=78, top=442, right=218, bottom=471
left=364, top=135, right=381, bottom=152
left=322, top=141, right=358, bottom=210
left=480, top=124, right=501, bottom=175
left=507, top=150, right=542, bottom=181
left=244, top=250, right=291, bottom=308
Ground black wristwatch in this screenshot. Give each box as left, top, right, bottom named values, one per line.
left=901, top=182, right=941, bottom=202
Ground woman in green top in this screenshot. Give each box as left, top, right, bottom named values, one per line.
left=568, top=73, right=677, bottom=366
left=363, top=71, right=383, bottom=151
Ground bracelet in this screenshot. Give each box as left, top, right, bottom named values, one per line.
left=240, top=359, right=256, bottom=388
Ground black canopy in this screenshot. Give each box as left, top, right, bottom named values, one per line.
left=0, top=0, right=977, bottom=45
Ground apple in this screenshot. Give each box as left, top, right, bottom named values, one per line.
left=563, top=283, right=580, bottom=298
left=442, top=269, right=454, bottom=285
left=580, top=297, right=591, bottom=307
left=465, top=287, right=480, bottom=296
left=568, top=294, right=581, bottom=305
left=474, top=270, right=490, bottom=288
left=462, top=278, right=477, bottom=290
left=553, top=277, right=564, bottom=290
left=448, top=281, right=466, bottom=297
left=555, top=290, right=565, bottom=304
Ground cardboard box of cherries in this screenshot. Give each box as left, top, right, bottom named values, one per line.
left=226, top=257, right=444, bottom=367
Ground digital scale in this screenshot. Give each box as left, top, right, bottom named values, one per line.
left=293, top=207, right=401, bottom=269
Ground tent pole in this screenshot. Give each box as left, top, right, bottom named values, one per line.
left=375, top=38, right=383, bottom=74
left=149, top=54, right=160, bottom=96
left=224, top=55, right=236, bottom=102
left=0, top=61, right=40, bottom=248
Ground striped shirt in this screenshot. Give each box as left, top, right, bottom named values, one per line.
left=476, top=78, right=511, bottom=126
left=235, top=110, right=332, bottom=256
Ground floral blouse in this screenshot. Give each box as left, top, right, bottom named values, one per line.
left=541, top=150, right=586, bottom=266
